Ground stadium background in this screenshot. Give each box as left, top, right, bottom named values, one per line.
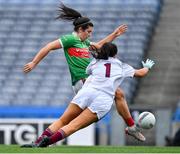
left=0, top=0, right=179, bottom=147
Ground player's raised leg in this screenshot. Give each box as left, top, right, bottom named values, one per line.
left=48, top=103, right=83, bottom=133
left=21, top=103, right=83, bottom=148
left=115, top=88, right=135, bottom=126
left=37, top=107, right=98, bottom=147
left=115, top=88, right=145, bottom=141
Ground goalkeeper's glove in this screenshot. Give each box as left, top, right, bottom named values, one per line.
left=142, top=59, right=155, bottom=69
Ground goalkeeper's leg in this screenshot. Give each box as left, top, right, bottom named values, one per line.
left=115, top=88, right=145, bottom=141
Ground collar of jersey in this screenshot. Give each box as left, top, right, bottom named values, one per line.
left=72, top=32, right=81, bottom=41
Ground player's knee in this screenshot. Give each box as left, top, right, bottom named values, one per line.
left=115, top=88, right=125, bottom=100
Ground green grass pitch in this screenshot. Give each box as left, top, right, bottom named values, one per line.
left=0, top=145, right=180, bottom=153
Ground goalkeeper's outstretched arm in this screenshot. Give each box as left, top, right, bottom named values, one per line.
left=134, top=59, right=155, bottom=77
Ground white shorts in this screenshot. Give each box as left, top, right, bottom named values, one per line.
left=72, top=77, right=92, bottom=94
left=72, top=87, right=113, bottom=120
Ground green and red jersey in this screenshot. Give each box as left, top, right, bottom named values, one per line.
left=59, top=33, right=91, bottom=85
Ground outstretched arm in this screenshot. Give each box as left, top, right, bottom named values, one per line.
left=89, top=24, right=128, bottom=50
left=97, top=24, right=128, bottom=46
left=23, top=39, right=61, bottom=73
left=134, top=68, right=149, bottom=77
left=134, top=59, right=155, bottom=77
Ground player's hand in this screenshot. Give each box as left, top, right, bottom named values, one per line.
left=142, top=59, right=155, bottom=69
left=113, top=24, right=128, bottom=36
left=23, top=61, right=36, bottom=73
left=90, top=42, right=101, bottom=50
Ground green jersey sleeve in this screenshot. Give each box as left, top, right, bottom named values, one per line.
left=59, top=34, right=76, bottom=49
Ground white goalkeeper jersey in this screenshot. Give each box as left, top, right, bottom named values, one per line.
left=84, top=57, right=135, bottom=96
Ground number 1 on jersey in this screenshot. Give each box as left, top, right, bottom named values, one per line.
left=104, top=63, right=111, bottom=77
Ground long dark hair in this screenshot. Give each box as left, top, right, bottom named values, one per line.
left=56, top=2, right=93, bottom=31
left=97, top=43, right=118, bottom=60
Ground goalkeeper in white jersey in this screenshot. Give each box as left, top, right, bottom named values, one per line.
left=26, top=42, right=155, bottom=147
left=73, top=42, right=154, bottom=119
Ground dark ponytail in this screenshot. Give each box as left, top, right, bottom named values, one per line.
left=56, top=2, right=93, bottom=31
left=56, top=2, right=82, bottom=21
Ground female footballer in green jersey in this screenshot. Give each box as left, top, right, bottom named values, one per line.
left=23, top=2, right=145, bottom=145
